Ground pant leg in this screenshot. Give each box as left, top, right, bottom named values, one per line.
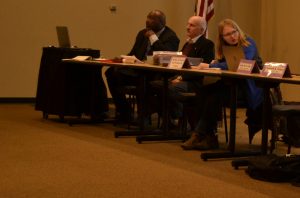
left=150, top=80, right=190, bottom=119
left=105, top=67, right=138, bottom=116
left=194, top=81, right=225, bottom=137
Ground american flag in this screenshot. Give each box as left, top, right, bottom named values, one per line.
left=195, top=0, right=214, bottom=22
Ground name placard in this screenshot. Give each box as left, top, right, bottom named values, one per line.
left=72, top=56, right=92, bottom=61
left=261, top=62, right=291, bottom=78
left=168, top=56, right=187, bottom=69
left=237, top=59, right=260, bottom=74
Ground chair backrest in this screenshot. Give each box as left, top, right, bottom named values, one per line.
left=270, top=86, right=284, bottom=105
left=270, top=85, right=300, bottom=153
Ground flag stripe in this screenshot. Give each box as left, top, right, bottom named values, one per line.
left=199, top=0, right=205, bottom=17
left=197, top=0, right=214, bottom=22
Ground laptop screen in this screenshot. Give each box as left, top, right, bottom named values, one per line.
left=222, top=46, right=245, bottom=71
left=182, top=57, right=203, bottom=69
left=56, top=26, right=71, bottom=48
left=187, top=57, right=203, bottom=66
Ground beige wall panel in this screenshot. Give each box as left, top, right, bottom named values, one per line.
left=0, top=0, right=194, bottom=97
left=208, top=0, right=261, bottom=49
left=261, top=0, right=300, bottom=101
left=1, top=0, right=299, bottom=101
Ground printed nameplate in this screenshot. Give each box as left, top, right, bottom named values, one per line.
left=72, top=56, right=92, bottom=61
left=168, top=56, right=186, bottom=69
left=261, top=62, right=291, bottom=78
left=237, top=59, right=260, bottom=74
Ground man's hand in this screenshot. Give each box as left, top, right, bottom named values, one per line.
left=170, top=76, right=182, bottom=84
left=145, top=29, right=155, bottom=38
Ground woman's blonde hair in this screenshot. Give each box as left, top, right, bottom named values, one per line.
left=216, top=19, right=250, bottom=60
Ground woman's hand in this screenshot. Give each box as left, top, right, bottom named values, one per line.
left=191, top=63, right=210, bottom=70
left=210, top=60, right=218, bottom=64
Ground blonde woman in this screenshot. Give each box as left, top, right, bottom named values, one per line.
left=182, top=19, right=264, bottom=150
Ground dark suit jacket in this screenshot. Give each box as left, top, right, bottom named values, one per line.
left=182, top=35, right=215, bottom=83
left=128, top=26, right=180, bottom=61
left=182, top=35, right=214, bottom=63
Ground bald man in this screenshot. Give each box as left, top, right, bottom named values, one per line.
left=182, top=16, right=214, bottom=61
left=150, top=16, right=215, bottom=125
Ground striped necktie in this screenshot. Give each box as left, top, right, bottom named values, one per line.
left=182, top=41, right=194, bottom=56
left=145, top=41, right=151, bottom=56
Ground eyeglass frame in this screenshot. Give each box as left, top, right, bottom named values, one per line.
left=222, top=30, right=238, bottom=38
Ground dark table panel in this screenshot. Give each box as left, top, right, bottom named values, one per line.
left=35, top=47, right=108, bottom=119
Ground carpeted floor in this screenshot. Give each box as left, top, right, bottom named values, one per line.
left=0, top=104, right=299, bottom=197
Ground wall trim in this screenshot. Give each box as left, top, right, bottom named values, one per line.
left=0, top=98, right=113, bottom=104
left=0, top=97, right=36, bottom=103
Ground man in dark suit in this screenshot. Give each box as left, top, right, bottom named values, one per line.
left=151, top=16, right=215, bottom=124
left=179, top=17, right=220, bottom=150
left=128, top=10, right=180, bottom=61
left=174, top=15, right=215, bottom=93
left=105, top=10, right=179, bottom=123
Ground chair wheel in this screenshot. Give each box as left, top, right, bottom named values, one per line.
left=231, top=159, right=249, bottom=169
left=200, top=153, right=208, bottom=161
left=59, top=115, right=64, bottom=122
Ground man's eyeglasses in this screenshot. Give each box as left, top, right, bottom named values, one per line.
left=222, top=30, right=238, bottom=38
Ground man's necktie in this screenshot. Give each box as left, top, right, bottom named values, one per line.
left=145, top=41, right=152, bottom=56
left=182, top=42, right=194, bottom=56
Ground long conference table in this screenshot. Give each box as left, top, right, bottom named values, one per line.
left=63, top=59, right=300, bottom=160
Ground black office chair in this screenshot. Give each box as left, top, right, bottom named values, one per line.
left=270, top=86, right=300, bottom=153
left=117, top=85, right=138, bottom=129
left=117, top=85, right=161, bottom=130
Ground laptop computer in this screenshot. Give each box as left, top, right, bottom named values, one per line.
left=56, top=26, right=71, bottom=48
left=222, top=46, right=245, bottom=71
left=187, top=57, right=203, bottom=65
left=182, top=57, right=203, bottom=69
